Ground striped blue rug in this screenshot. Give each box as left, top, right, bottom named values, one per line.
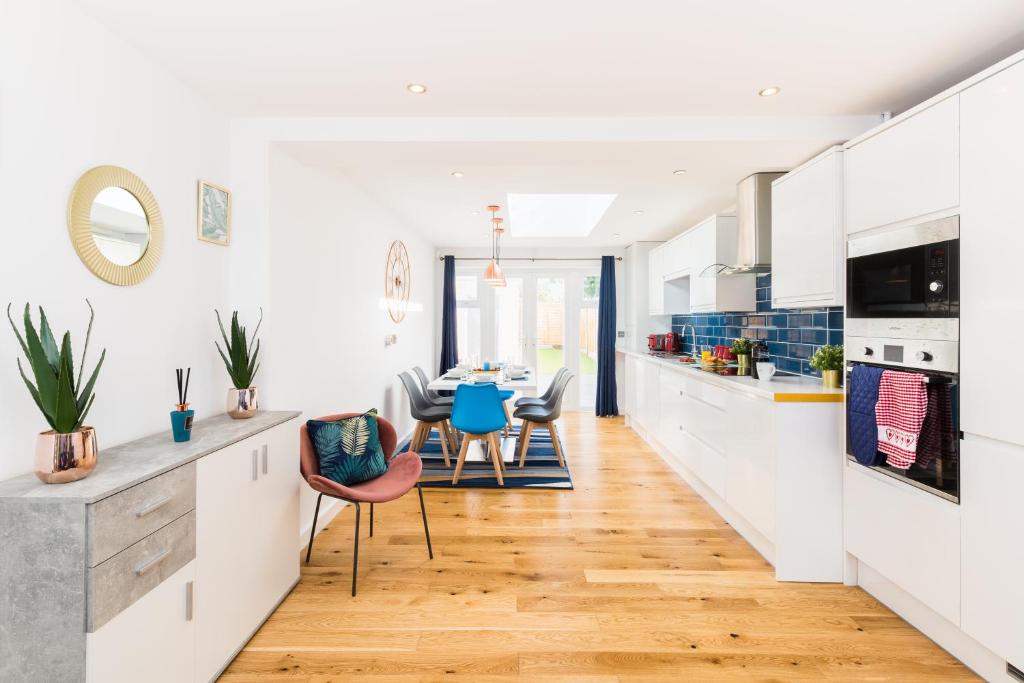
left=405, top=425, right=573, bottom=490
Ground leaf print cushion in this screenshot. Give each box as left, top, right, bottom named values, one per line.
left=306, top=409, right=388, bottom=486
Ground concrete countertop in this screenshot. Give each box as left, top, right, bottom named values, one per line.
left=617, top=348, right=844, bottom=403
left=0, top=410, right=301, bottom=503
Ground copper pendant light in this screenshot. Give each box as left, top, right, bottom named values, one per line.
left=483, top=205, right=506, bottom=287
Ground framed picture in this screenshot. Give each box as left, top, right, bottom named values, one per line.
left=197, top=180, right=231, bottom=245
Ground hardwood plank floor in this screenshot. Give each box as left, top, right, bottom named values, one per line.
left=221, top=412, right=976, bottom=682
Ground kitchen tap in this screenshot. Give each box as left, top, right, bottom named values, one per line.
left=683, top=323, right=697, bottom=357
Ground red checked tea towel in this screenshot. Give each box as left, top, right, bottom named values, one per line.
left=875, top=370, right=928, bottom=468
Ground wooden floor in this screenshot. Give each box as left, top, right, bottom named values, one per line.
left=222, top=412, right=976, bottom=682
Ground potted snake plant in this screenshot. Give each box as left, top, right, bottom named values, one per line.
left=7, top=301, right=105, bottom=483
left=810, top=344, right=844, bottom=388
left=215, top=309, right=262, bottom=419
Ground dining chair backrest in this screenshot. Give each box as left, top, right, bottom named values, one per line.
left=544, top=370, right=575, bottom=419
left=412, top=366, right=443, bottom=400
left=398, top=371, right=438, bottom=420
left=451, top=382, right=508, bottom=435
left=538, top=367, right=568, bottom=401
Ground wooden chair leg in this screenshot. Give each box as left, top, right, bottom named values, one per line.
left=444, top=421, right=459, bottom=451
left=549, top=421, right=566, bottom=468
left=502, top=401, right=513, bottom=437
left=411, top=422, right=426, bottom=451
left=452, top=434, right=473, bottom=485
left=488, top=432, right=505, bottom=486
left=436, top=422, right=451, bottom=467
left=518, top=421, right=534, bottom=468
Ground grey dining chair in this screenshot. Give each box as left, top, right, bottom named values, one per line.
left=514, top=370, right=573, bottom=468
left=413, top=366, right=455, bottom=407
left=398, top=371, right=456, bottom=467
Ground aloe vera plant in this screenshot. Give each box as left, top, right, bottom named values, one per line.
left=215, top=309, right=262, bottom=390
left=7, top=301, right=106, bottom=433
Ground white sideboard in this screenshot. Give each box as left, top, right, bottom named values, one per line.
left=0, top=411, right=300, bottom=683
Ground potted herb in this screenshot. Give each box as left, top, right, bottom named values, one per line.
left=810, top=344, right=844, bottom=388
left=215, top=309, right=262, bottom=419
left=7, top=301, right=105, bottom=483
left=731, top=338, right=753, bottom=368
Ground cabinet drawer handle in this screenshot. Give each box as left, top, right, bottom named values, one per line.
left=135, top=495, right=172, bottom=518
left=134, top=548, right=170, bottom=576
left=185, top=580, right=194, bottom=621
left=252, top=449, right=258, bottom=481
left=262, top=444, right=269, bottom=475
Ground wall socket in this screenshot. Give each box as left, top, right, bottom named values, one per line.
left=384, top=334, right=397, bottom=347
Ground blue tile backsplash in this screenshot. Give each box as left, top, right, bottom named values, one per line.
left=671, top=272, right=843, bottom=378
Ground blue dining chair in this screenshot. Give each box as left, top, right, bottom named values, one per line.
left=498, top=388, right=515, bottom=437
left=450, top=383, right=509, bottom=486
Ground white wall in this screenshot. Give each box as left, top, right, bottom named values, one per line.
left=0, top=0, right=230, bottom=480
left=267, top=147, right=436, bottom=533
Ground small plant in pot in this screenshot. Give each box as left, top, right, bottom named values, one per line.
left=810, top=344, right=844, bottom=388
left=215, top=309, right=262, bottom=419
left=7, top=301, right=105, bottom=484
left=731, top=338, right=753, bottom=368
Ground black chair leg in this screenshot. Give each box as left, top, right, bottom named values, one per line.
left=352, top=502, right=361, bottom=597
left=305, top=493, right=323, bottom=564
left=417, top=484, right=434, bottom=560
left=369, top=502, right=374, bottom=538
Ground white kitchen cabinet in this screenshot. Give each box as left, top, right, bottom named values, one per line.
left=960, top=58, right=1024, bottom=447
left=726, top=391, right=776, bottom=541
left=961, top=434, right=1024, bottom=667
left=844, top=465, right=961, bottom=625
left=662, top=232, right=691, bottom=279
left=687, top=214, right=756, bottom=313
left=844, top=95, right=959, bottom=234
left=87, top=561, right=196, bottom=683
left=640, top=360, right=661, bottom=438
left=623, top=354, right=638, bottom=419
left=196, top=422, right=299, bottom=682
left=771, top=147, right=845, bottom=308
left=647, top=245, right=665, bottom=315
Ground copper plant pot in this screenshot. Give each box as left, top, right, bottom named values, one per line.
left=227, top=387, right=259, bottom=419
left=35, top=427, right=98, bottom=484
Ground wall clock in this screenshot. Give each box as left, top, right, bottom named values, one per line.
left=384, top=240, right=411, bottom=323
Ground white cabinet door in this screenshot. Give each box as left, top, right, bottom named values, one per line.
left=961, top=435, right=1024, bottom=666
left=725, top=392, right=775, bottom=541
left=960, top=60, right=1024, bottom=446
left=845, top=96, right=959, bottom=234
left=196, top=439, right=264, bottom=682
left=771, top=148, right=844, bottom=308
left=256, top=424, right=300, bottom=614
left=633, top=358, right=648, bottom=431
left=623, top=356, right=637, bottom=418
left=688, top=220, right=716, bottom=311
left=663, top=232, right=690, bottom=279
left=641, top=360, right=661, bottom=439
left=87, top=561, right=196, bottom=683
left=647, top=246, right=665, bottom=315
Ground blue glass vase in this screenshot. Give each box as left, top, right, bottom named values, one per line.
left=170, top=409, right=195, bottom=442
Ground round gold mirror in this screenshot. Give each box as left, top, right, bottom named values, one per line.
left=68, top=166, right=163, bottom=285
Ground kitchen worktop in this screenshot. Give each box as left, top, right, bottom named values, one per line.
left=618, top=348, right=844, bottom=403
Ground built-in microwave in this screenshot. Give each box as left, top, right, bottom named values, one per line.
left=846, top=215, right=959, bottom=341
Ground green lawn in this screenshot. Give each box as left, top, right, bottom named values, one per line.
left=537, top=348, right=597, bottom=375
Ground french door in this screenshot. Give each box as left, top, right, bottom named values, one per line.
left=459, top=267, right=600, bottom=410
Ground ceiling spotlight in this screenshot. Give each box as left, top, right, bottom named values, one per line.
left=633, top=210, right=645, bottom=215
left=758, top=86, right=781, bottom=97
left=672, top=169, right=687, bottom=175
left=407, top=83, right=428, bottom=94
left=450, top=171, right=464, bottom=178
left=612, top=233, right=621, bottom=239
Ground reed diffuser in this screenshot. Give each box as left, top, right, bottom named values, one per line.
left=170, top=367, right=195, bottom=442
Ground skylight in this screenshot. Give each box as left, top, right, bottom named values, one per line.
left=507, top=193, right=617, bottom=237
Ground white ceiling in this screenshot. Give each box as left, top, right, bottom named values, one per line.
left=78, top=0, right=1024, bottom=116
left=278, top=140, right=837, bottom=247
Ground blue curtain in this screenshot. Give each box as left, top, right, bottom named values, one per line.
left=595, top=255, right=618, bottom=416
left=439, top=255, right=458, bottom=375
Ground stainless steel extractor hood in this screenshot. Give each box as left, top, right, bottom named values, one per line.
left=718, top=171, right=784, bottom=275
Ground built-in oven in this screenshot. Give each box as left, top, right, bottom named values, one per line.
left=845, top=337, right=960, bottom=502
left=847, top=215, right=959, bottom=341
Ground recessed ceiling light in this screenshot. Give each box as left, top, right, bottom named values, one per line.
left=672, top=169, right=687, bottom=176
left=758, top=86, right=781, bottom=97
left=407, top=83, right=428, bottom=94
left=612, top=233, right=621, bottom=239
left=451, top=171, right=464, bottom=178
left=633, top=210, right=645, bottom=215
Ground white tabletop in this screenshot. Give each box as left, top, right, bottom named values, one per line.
left=427, top=368, right=538, bottom=391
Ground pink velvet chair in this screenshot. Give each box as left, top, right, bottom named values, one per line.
left=300, top=412, right=433, bottom=596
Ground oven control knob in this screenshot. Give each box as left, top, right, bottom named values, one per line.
left=863, top=347, right=874, bottom=356
left=929, top=280, right=944, bottom=293
left=916, top=351, right=933, bottom=362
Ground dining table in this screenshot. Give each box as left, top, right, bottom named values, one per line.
left=426, top=368, right=539, bottom=392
